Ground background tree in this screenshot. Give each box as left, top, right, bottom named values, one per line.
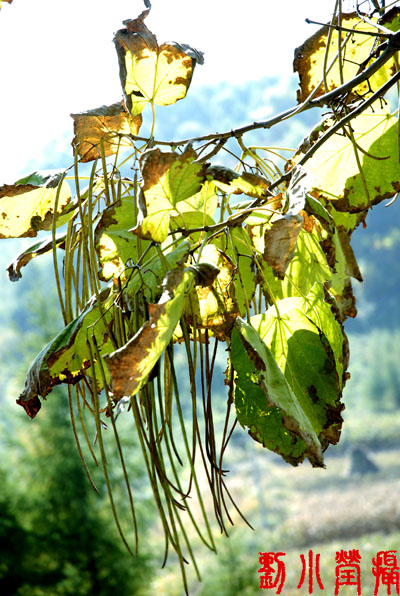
left=0, top=260, right=152, bottom=595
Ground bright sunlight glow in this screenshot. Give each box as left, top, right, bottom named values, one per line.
left=0, top=0, right=349, bottom=180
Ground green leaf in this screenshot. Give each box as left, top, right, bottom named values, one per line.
left=133, top=146, right=207, bottom=242
left=0, top=170, right=71, bottom=238
left=231, top=317, right=324, bottom=467
left=114, top=11, right=203, bottom=116
left=105, top=265, right=192, bottom=399
left=217, top=227, right=256, bottom=317
left=95, top=190, right=154, bottom=283
left=121, top=240, right=191, bottom=309
left=134, top=210, right=171, bottom=244
left=292, top=106, right=400, bottom=212
left=17, top=291, right=115, bottom=418
left=7, top=233, right=66, bottom=281
left=251, top=300, right=343, bottom=450
left=177, top=180, right=218, bottom=216
left=267, top=283, right=348, bottom=389
left=71, top=102, right=142, bottom=163
left=326, top=204, right=361, bottom=234
left=254, top=215, right=333, bottom=300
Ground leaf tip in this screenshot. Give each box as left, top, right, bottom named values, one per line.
left=16, top=394, right=42, bottom=419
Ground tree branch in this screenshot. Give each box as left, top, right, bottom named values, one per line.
left=129, top=31, right=400, bottom=149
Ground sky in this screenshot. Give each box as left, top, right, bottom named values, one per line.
left=0, top=0, right=352, bottom=181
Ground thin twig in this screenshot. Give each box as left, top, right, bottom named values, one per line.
left=305, top=17, right=391, bottom=38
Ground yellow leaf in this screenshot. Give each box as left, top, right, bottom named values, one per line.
left=0, top=171, right=71, bottom=238
left=114, top=11, right=203, bottom=116
left=290, top=105, right=400, bottom=212
left=105, top=266, right=191, bottom=399
left=185, top=245, right=240, bottom=340
left=294, top=10, right=400, bottom=103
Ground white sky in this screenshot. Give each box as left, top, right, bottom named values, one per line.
left=0, top=0, right=346, bottom=180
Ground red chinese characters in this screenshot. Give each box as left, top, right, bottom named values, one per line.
left=372, top=551, right=400, bottom=595
left=298, top=550, right=324, bottom=594
left=258, top=552, right=286, bottom=593
left=257, top=548, right=400, bottom=594
left=335, top=549, right=362, bottom=595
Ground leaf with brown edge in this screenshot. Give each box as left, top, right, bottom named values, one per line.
left=231, top=317, right=324, bottom=467
left=114, top=10, right=203, bottom=116
left=326, top=228, right=359, bottom=322
left=262, top=166, right=310, bottom=279
left=7, top=233, right=66, bottom=281
left=251, top=300, right=344, bottom=456
left=289, top=105, right=400, bottom=214
left=104, top=265, right=191, bottom=400
left=71, top=102, right=142, bottom=163
left=141, top=146, right=206, bottom=207
left=0, top=170, right=71, bottom=238
left=264, top=214, right=303, bottom=280
left=16, top=394, right=41, bottom=419
left=280, top=282, right=349, bottom=391
left=337, top=226, right=362, bottom=282
left=17, top=290, right=115, bottom=418
left=133, top=146, right=207, bottom=242
left=294, top=10, right=400, bottom=104
left=207, top=165, right=270, bottom=198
